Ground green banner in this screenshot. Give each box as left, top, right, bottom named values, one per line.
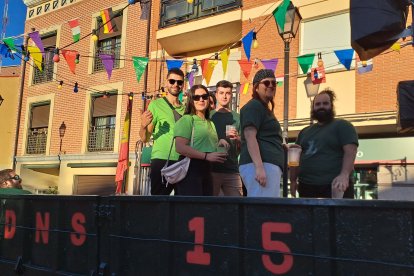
left=132, top=56, right=149, bottom=83
left=272, top=0, right=290, bottom=32
left=297, top=53, right=315, bottom=74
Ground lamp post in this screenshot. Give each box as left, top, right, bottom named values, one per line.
left=276, top=1, right=302, bottom=197
left=58, top=122, right=67, bottom=161
left=0, top=95, right=4, bottom=106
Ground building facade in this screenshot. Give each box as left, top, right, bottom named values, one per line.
left=18, top=0, right=413, bottom=198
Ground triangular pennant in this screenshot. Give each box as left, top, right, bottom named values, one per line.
left=27, top=46, right=43, bottom=71
left=357, top=59, right=373, bottom=74
left=391, top=43, right=401, bottom=52
left=68, top=19, right=81, bottom=43
left=0, top=44, right=13, bottom=59
left=334, top=49, right=354, bottom=71
left=99, top=53, right=114, bottom=79
left=242, top=30, right=254, bottom=61
left=238, top=60, right=253, bottom=79
left=28, top=31, right=45, bottom=58
left=242, top=83, right=250, bottom=95
left=273, top=0, right=290, bottom=32
left=166, top=59, right=184, bottom=71
left=261, top=58, right=279, bottom=71
left=61, top=50, right=78, bottom=74
left=220, top=48, right=230, bottom=77
left=201, top=59, right=215, bottom=85
left=297, top=54, right=315, bottom=74
left=132, top=56, right=149, bottom=83
left=188, top=71, right=194, bottom=87
left=140, top=1, right=151, bottom=20
left=276, top=75, right=284, bottom=87
left=2, top=38, right=17, bottom=52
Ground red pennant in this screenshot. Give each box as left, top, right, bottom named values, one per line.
left=238, top=60, right=253, bottom=80
left=61, top=50, right=78, bottom=74
left=200, top=59, right=215, bottom=85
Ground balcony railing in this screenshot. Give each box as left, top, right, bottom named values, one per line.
left=160, top=0, right=242, bottom=28
left=94, top=39, right=121, bottom=73
left=88, top=125, right=115, bottom=152
left=27, top=128, right=47, bottom=154
left=33, top=51, right=54, bottom=85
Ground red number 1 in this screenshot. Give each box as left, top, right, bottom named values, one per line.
left=186, top=217, right=211, bottom=265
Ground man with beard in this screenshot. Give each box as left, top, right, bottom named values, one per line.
left=289, top=89, right=358, bottom=198
left=0, top=169, right=31, bottom=194
left=140, top=68, right=185, bottom=195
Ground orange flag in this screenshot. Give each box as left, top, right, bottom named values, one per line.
left=201, top=58, right=215, bottom=85
left=61, top=50, right=78, bottom=74
left=238, top=60, right=253, bottom=80
left=115, top=95, right=133, bottom=194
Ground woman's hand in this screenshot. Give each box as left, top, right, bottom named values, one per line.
left=255, top=165, right=267, bottom=187
left=206, top=152, right=227, bottom=163
left=218, top=139, right=230, bottom=150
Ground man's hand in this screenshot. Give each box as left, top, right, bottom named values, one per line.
left=332, top=173, right=349, bottom=192
left=255, top=165, right=267, bottom=187
left=141, top=110, right=153, bottom=128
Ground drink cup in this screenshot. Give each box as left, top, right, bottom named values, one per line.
left=332, top=187, right=344, bottom=199
left=287, top=146, right=301, bottom=167
left=216, top=145, right=228, bottom=153
left=226, top=125, right=237, bottom=139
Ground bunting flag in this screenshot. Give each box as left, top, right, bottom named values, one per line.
left=0, top=44, right=13, bottom=59
left=242, top=30, right=254, bottom=61
left=334, top=49, right=354, bottom=70
left=100, top=7, right=118, bottom=34
left=276, top=75, right=284, bottom=87
left=238, top=60, right=253, bottom=79
left=311, top=66, right=326, bottom=84
left=68, top=19, right=81, bottom=43
left=187, top=71, right=194, bottom=87
left=61, top=50, right=78, bottom=74
left=242, top=83, right=250, bottom=95
left=357, top=59, right=373, bottom=74
left=3, top=38, right=17, bottom=52
left=297, top=53, right=315, bottom=74
left=220, top=48, right=230, bottom=77
left=273, top=0, right=290, bottom=32
left=27, top=46, right=43, bottom=71
left=28, top=31, right=45, bottom=58
left=115, top=95, right=133, bottom=194
left=201, top=58, right=215, bottom=85
left=99, top=53, right=115, bottom=79
left=261, top=58, right=279, bottom=71
left=132, top=56, right=149, bottom=83
left=391, top=43, right=401, bottom=52
left=140, top=0, right=150, bottom=20
left=166, top=59, right=184, bottom=71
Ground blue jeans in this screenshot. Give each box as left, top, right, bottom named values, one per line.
left=239, top=163, right=282, bottom=198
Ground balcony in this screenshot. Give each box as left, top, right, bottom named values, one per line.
left=23, top=0, right=49, bottom=7
left=88, top=125, right=115, bottom=152
left=157, top=0, right=242, bottom=55
left=27, top=128, right=47, bottom=154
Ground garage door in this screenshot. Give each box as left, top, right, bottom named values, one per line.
left=74, top=175, right=116, bottom=195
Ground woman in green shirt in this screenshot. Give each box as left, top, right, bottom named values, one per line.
left=174, top=85, right=228, bottom=196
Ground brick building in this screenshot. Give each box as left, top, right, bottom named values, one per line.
left=17, top=0, right=414, bottom=198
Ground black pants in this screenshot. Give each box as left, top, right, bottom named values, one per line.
left=175, top=159, right=213, bottom=196
left=150, top=159, right=176, bottom=195
left=298, top=181, right=354, bottom=199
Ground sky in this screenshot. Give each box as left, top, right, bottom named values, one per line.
left=0, top=0, right=27, bottom=66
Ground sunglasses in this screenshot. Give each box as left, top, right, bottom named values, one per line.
left=8, top=175, right=21, bottom=181
left=168, top=79, right=184, bottom=86
left=193, top=94, right=209, bottom=101
left=260, top=80, right=277, bottom=87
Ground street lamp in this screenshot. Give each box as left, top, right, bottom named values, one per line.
left=276, top=1, right=302, bottom=197
left=58, top=121, right=67, bottom=161
left=0, top=95, right=4, bottom=106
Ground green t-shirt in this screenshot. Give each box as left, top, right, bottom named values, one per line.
left=296, top=119, right=359, bottom=185
left=210, top=110, right=240, bottom=173
left=239, top=99, right=284, bottom=168
left=174, top=114, right=218, bottom=153
left=148, top=98, right=185, bottom=161
left=0, top=188, right=31, bottom=195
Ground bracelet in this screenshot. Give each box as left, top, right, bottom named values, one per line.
left=204, top=152, right=208, bottom=160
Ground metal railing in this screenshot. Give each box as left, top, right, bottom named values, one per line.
left=32, top=51, right=54, bottom=85
left=26, top=128, right=47, bottom=154
left=88, top=125, right=115, bottom=152
left=160, top=0, right=242, bottom=28
left=93, top=40, right=121, bottom=72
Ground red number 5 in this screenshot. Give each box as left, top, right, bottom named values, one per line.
left=262, top=222, right=293, bottom=274
left=186, top=217, right=211, bottom=266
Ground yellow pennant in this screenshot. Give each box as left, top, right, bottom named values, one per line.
left=27, top=46, right=43, bottom=71
left=242, top=83, right=250, bottom=95
left=220, top=48, right=230, bottom=78
left=391, top=43, right=400, bottom=52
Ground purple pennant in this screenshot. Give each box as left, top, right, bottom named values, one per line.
left=99, top=53, right=114, bottom=79
left=261, top=58, right=279, bottom=71
left=188, top=71, right=194, bottom=87
left=28, top=31, right=45, bottom=58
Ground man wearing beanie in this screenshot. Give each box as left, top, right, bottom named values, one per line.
left=239, top=69, right=284, bottom=197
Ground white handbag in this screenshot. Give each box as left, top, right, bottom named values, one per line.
left=161, top=120, right=194, bottom=185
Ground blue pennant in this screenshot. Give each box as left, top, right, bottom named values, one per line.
left=334, top=49, right=354, bottom=70
left=242, top=30, right=254, bottom=61
left=166, top=59, right=184, bottom=71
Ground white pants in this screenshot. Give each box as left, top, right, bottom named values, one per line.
left=239, top=163, right=282, bottom=197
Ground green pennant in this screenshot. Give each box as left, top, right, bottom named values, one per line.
left=272, top=0, right=290, bottom=32
left=2, top=38, right=17, bottom=52
left=132, top=57, right=149, bottom=83
left=297, top=53, right=315, bottom=74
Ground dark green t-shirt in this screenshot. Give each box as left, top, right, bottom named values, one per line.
left=210, top=110, right=240, bottom=173
left=0, top=188, right=31, bottom=195
left=239, top=99, right=284, bottom=168
left=296, top=119, right=359, bottom=185
left=174, top=114, right=218, bottom=153
left=148, top=98, right=185, bottom=161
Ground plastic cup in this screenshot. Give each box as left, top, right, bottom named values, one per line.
left=216, top=145, right=228, bottom=153
left=332, top=187, right=344, bottom=199
left=288, top=146, right=301, bottom=167
left=226, top=125, right=237, bottom=139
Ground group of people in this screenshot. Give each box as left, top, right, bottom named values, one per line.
left=140, top=67, right=359, bottom=198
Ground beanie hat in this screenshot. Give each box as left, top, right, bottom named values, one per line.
left=253, top=69, right=275, bottom=85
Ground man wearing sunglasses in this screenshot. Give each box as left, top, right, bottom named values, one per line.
left=0, top=169, right=31, bottom=194
left=140, top=68, right=185, bottom=195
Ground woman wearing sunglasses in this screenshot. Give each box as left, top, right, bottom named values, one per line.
left=239, top=69, right=284, bottom=197
left=174, top=85, right=229, bottom=196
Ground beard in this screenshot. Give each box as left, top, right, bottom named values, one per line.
left=311, top=108, right=334, bottom=123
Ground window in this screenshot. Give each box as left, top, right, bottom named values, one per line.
left=301, top=13, right=353, bottom=72
left=93, top=12, right=123, bottom=72
left=88, top=93, right=117, bottom=152
left=27, top=103, right=50, bottom=154
left=32, top=32, right=56, bottom=84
